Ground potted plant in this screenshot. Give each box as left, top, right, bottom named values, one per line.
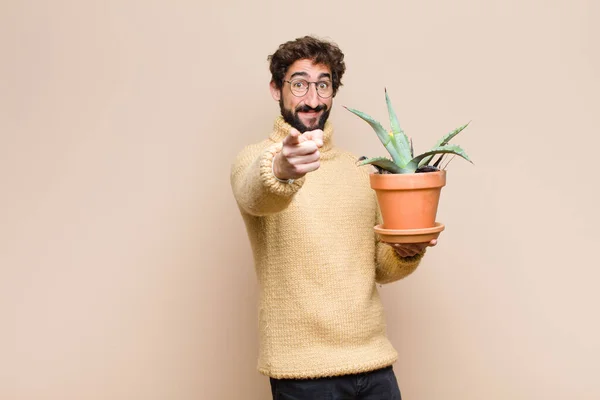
left=344, top=89, right=472, bottom=244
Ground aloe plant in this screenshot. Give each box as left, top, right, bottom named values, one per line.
left=344, top=89, right=472, bottom=174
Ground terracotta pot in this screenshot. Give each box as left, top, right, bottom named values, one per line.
left=370, top=170, right=446, bottom=230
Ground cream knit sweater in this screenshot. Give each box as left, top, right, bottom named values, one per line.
left=230, top=116, right=424, bottom=379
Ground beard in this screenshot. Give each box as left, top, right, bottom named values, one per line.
left=280, top=100, right=330, bottom=133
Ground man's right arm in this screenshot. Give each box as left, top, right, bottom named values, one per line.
left=230, top=127, right=323, bottom=216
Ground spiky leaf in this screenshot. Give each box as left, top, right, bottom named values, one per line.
left=384, top=89, right=412, bottom=163
left=406, top=145, right=472, bottom=173
left=432, top=154, right=445, bottom=168
left=344, top=106, right=404, bottom=166
left=357, top=156, right=406, bottom=174
left=442, top=155, right=456, bottom=170
left=419, top=122, right=471, bottom=167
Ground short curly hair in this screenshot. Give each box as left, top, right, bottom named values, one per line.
left=268, top=36, right=346, bottom=96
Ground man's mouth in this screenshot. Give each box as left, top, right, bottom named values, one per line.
left=297, top=106, right=326, bottom=122
left=296, top=105, right=326, bottom=114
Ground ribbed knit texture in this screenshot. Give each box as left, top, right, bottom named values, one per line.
left=230, top=117, right=424, bottom=379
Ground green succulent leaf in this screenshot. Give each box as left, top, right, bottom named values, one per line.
left=344, top=106, right=404, bottom=167
left=432, top=154, right=445, bottom=168
left=384, top=89, right=412, bottom=163
left=419, top=121, right=471, bottom=167
left=357, top=156, right=406, bottom=174
left=406, top=145, right=472, bottom=173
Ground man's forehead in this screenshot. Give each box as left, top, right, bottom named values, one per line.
left=286, top=60, right=331, bottom=78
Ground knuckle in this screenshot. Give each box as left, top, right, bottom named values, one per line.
left=309, top=163, right=320, bottom=173
left=304, top=142, right=317, bottom=152
left=307, top=153, right=319, bottom=164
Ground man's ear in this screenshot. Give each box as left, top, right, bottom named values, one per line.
left=269, top=81, right=281, bottom=101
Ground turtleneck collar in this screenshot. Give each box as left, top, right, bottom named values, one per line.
left=269, top=116, right=335, bottom=153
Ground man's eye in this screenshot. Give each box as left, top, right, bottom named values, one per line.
left=318, top=82, right=330, bottom=89
left=293, top=81, right=306, bottom=88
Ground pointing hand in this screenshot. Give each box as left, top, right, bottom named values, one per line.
left=273, top=128, right=324, bottom=181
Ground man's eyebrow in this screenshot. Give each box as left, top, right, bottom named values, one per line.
left=289, top=71, right=309, bottom=79
left=288, top=71, right=332, bottom=80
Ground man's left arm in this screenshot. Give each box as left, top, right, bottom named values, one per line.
left=374, top=240, right=436, bottom=284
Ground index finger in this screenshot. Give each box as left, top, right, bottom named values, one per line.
left=283, top=127, right=303, bottom=146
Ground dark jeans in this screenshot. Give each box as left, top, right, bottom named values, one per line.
left=269, top=366, right=402, bottom=400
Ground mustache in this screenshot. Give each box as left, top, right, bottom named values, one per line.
left=295, top=104, right=327, bottom=113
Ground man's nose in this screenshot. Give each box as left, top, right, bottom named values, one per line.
left=304, top=84, right=320, bottom=108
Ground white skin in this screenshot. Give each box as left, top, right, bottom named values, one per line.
left=270, top=59, right=436, bottom=257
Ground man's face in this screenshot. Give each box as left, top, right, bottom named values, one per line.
left=270, top=59, right=334, bottom=133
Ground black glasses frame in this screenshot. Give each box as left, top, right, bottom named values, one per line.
left=283, top=79, right=334, bottom=98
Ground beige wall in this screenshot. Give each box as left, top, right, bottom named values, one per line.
left=1, top=0, right=598, bottom=399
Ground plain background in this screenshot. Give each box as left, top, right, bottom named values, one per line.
left=1, top=0, right=598, bottom=399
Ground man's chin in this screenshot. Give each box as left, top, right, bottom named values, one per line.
left=298, top=114, right=322, bottom=131
left=301, top=121, right=319, bottom=131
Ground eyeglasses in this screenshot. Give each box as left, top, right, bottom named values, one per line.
left=283, top=78, right=334, bottom=98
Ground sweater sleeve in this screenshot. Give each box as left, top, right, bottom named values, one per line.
left=375, top=243, right=425, bottom=284
left=230, top=141, right=306, bottom=216
left=374, top=206, right=425, bottom=284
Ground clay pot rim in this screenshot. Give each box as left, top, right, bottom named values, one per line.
left=369, top=169, right=446, bottom=177
left=370, top=170, right=446, bottom=190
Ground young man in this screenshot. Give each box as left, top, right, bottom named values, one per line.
left=230, top=36, right=436, bottom=400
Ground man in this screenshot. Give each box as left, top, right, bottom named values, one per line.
left=230, top=36, right=436, bottom=400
